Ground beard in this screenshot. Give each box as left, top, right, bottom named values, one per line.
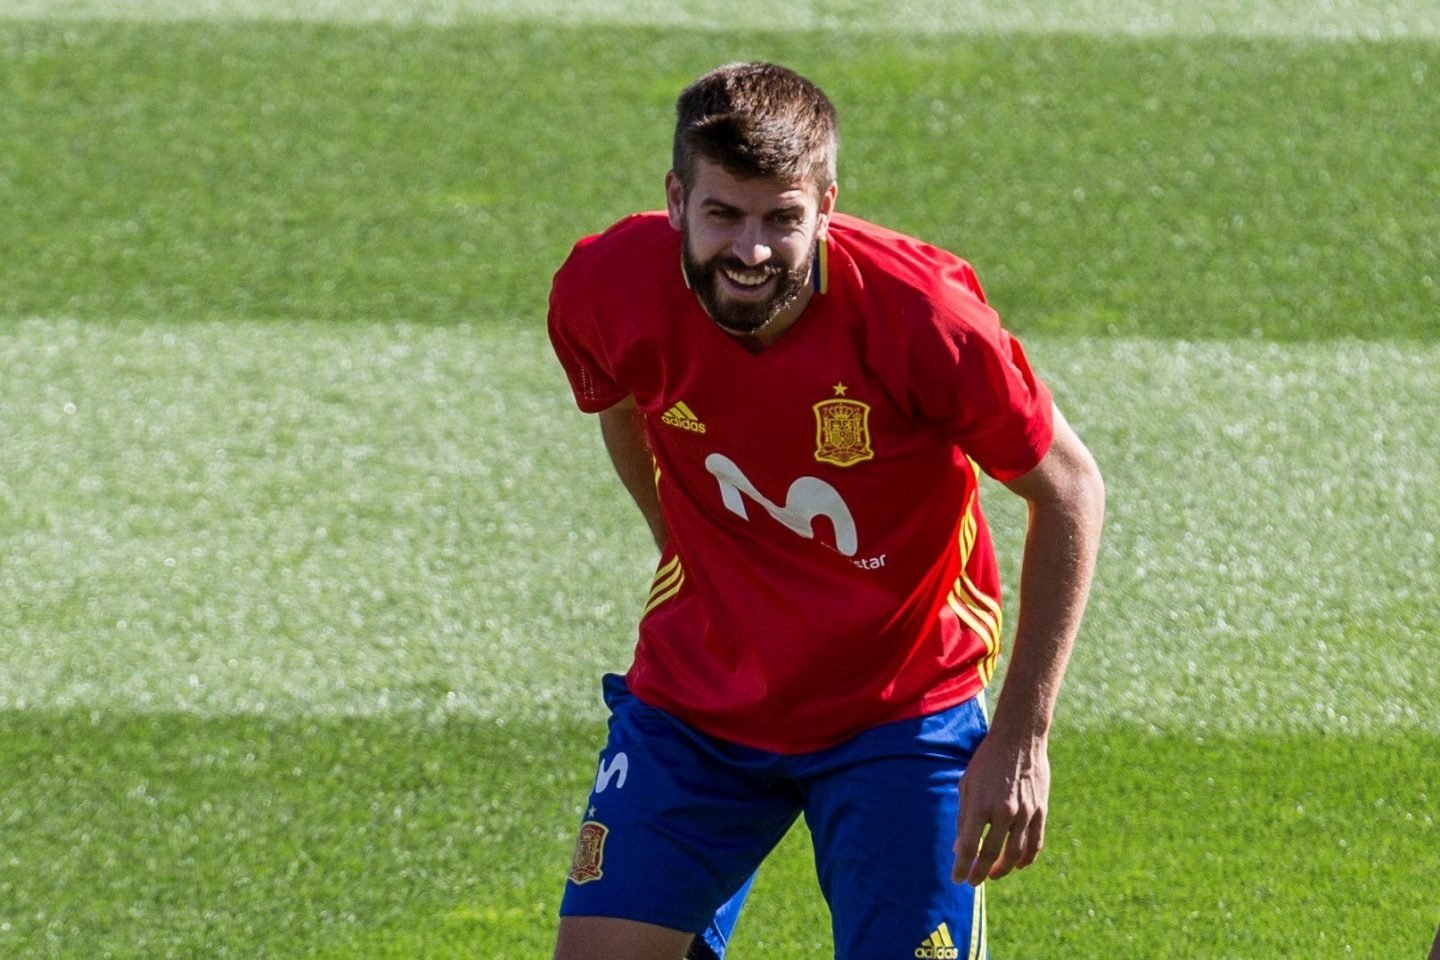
left=681, top=231, right=814, bottom=335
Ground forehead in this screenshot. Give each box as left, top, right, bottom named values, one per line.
left=688, top=158, right=817, bottom=211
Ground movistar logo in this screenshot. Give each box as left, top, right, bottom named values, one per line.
left=915, top=922, right=960, bottom=959
left=661, top=401, right=707, bottom=433
left=704, top=452, right=858, bottom=557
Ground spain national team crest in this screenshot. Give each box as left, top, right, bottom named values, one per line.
left=814, top=383, right=874, bottom=467
left=568, top=821, right=609, bottom=885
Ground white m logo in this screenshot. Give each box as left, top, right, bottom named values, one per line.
left=595, top=753, right=628, bottom=793
left=704, top=453, right=859, bottom=557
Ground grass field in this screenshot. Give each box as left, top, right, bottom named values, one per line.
left=2, top=3, right=1438, bottom=958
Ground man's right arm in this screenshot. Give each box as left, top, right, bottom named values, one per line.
left=598, top=396, right=669, bottom=552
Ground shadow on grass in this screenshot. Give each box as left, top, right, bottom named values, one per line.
left=703, top=726, right=1440, bottom=959
left=0, top=709, right=601, bottom=959
left=1, top=712, right=1435, bottom=959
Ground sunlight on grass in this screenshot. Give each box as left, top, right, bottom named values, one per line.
left=0, top=320, right=651, bottom=721
left=6, top=0, right=1439, bottom=39
left=3, top=322, right=1436, bottom=737
left=2, top=9, right=1437, bottom=959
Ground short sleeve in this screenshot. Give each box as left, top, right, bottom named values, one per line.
left=547, top=248, right=628, bottom=413
left=956, top=327, right=1054, bottom=480
left=910, top=295, right=1054, bottom=482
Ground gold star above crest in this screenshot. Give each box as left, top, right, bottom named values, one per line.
left=832, top=382, right=848, bottom=396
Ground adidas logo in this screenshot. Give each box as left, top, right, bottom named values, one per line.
left=915, top=922, right=960, bottom=960
left=661, top=401, right=707, bottom=434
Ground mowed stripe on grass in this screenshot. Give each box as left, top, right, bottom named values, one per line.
left=1, top=22, right=1436, bottom=338
left=2, top=10, right=1436, bottom=960
left=5, top=0, right=1440, bottom=38
left=2, top=322, right=1436, bottom=737
left=0, top=710, right=1434, bottom=958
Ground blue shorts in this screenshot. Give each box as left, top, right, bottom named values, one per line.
left=561, top=674, right=991, bottom=960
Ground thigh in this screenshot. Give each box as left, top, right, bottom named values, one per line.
left=553, top=916, right=695, bottom=960
left=560, top=675, right=801, bottom=938
left=802, top=695, right=991, bottom=960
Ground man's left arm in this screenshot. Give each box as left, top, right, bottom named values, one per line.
left=952, top=404, right=1105, bottom=887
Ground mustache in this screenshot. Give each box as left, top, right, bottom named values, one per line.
left=710, top=256, right=785, bottom=277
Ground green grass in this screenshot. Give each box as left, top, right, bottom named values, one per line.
left=0, top=710, right=577, bottom=959
left=739, top=730, right=1440, bottom=958
left=0, top=322, right=642, bottom=722
left=2, top=5, right=1439, bottom=959
left=2, top=322, right=1437, bottom=958
left=9, top=0, right=1440, bottom=39
left=1, top=21, right=1437, bottom=336
left=2, top=713, right=1434, bottom=958
left=4, top=324, right=1437, bottom=735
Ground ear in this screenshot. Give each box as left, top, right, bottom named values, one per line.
left=665, top=171, right=685, bottom=231
left=815, top=181, right=839, bottom=238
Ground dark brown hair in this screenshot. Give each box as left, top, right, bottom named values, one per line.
left=672, top=62, right=838, bottom=194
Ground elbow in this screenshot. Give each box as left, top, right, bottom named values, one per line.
left=1042, top=437, right=1106, bottom=535
left=1080, top=446, right=1105, bottom=520
left=1069, top=442, right=1106, bottom=534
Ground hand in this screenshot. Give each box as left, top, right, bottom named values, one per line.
left=952, top=729, right=1050, bottom=887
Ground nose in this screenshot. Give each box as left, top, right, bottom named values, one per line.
left=731, top=219, right=772, bottom=266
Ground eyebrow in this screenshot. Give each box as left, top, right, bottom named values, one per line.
left=699, top=197, right=808, bottom=217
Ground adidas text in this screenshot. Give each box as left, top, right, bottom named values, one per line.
left=661, top=404, right=707, bottom=433
left=916, top=922, right=961, bottom=959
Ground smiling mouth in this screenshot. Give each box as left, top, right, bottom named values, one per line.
left=721, top=267, right=777, bottom=290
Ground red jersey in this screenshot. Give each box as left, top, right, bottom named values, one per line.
left=548, top=212, right=1053, bottom=753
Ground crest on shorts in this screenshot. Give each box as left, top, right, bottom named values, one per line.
left=568, top=821, right=609, bottom=885
left=814, top=383, right=874, bottom=467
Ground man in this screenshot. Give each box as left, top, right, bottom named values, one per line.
left=547, top=62, right=1104, bottom=960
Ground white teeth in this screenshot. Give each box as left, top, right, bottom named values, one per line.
left=723, top=268, right=771, bottom=288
